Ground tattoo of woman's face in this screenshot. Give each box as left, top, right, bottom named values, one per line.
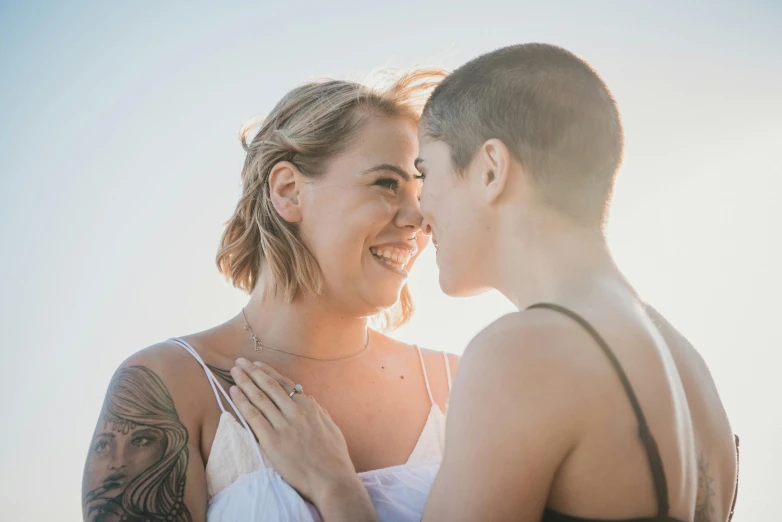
left=83, top=366, right=191, bottom=522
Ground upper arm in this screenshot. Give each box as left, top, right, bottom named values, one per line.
left=81, top=345, right=208, bottom=522
left=423, top=315, right=581, bottom=522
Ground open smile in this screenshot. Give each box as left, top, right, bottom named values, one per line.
left=369, top=245, right=415, bottom=275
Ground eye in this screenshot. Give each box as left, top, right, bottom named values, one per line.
left=375, top=178, right=400, bottom=192
left=131, top=436, right=153, bottom=447
left=93, top=440, right=110, bottom=454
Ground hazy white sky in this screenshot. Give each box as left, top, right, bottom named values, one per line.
left=1, top=2, right=780, bottom=520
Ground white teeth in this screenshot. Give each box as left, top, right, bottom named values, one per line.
left=370, top=247, right=414, bottom=269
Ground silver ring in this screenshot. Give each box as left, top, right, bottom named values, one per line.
left=289, top=383, right=303, bottom=398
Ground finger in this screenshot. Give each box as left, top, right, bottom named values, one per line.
left=250, top=360, right=313, bottom=406
left=229, top=384, right=276, bottom=445
left=251, top=360, right=296, bottom=391
left=230, top=366, right=286, bottom=427
left=86, top=498, right=122, bottom=521
left=84, top=485, right=109, bottom=502
left=250, top=360, right=313, bottom=409
left=235, top=358, right=298, bottom=417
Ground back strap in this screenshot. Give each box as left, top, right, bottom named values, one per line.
left=168, top=338, right=265, bottom=467
left=526, top=303, right=670, bottom=518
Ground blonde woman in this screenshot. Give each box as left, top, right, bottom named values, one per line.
left=81, top=69, right=458, bottom=522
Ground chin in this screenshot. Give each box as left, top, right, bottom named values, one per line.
left=438, top=270, right=488, bottom=298
left=363, top=284, right=405, bottom=311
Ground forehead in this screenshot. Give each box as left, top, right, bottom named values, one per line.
left=340, top=116, right=418, bottom=166
left=415, top=137, right=452, bottom=168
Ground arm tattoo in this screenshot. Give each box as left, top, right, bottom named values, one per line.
left=206, top=364, right=236, bottom=386
left=694, top=453, right=715, bottom=522
left=83, top=366, right=192, bottom=522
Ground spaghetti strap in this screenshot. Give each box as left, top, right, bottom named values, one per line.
left=168, top=338, right=226, bottom=413
left=526, top=303, right=670, bottom=518
left=415, top=345, right=436, bottom=406
left=168, top=338, right=265, bottom=467
left=442, top=351, right=453, bottom=392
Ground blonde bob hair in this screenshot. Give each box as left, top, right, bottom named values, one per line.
left=217, top=69, right=445, bottom=330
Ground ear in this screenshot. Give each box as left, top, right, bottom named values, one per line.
left=268, top=161, right=303, bottom=223
left=478, top=139, right=512, bottom=204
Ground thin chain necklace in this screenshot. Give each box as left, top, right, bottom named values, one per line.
left=240, top=307, right=370, bottom=361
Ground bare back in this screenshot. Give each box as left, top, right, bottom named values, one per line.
left=540, top=302, right=737, bottom=521
left=645, top=305, right=738, bottom=520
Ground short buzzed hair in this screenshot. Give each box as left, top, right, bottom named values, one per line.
left=421, top=43, right=624, bottom=225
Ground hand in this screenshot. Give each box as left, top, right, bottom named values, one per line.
left=228, top=358, right=371, bottom=513
left=83, top=492, right=124, bottom=522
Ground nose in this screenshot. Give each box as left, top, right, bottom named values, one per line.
left=394, top=186, right=423, bottom=232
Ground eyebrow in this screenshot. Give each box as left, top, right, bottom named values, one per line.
left=363, top=164, right=413, bottom=181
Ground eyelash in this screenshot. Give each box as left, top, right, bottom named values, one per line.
left=375, top=178, right=400, bottom=191
left=132, top=434, right=158, bottom=447
left=414, top=173, right=426, bottom=181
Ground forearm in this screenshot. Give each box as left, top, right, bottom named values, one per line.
left=314, top=478, right=380, bottom=522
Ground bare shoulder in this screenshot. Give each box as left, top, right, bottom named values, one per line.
left=451, top=310, right=590, bottom=432
left=118, top=341, right=214, bottom=418
left=428, top=312, right=586, bottom=520
left=418, top=346, right=460, bottom=371
left=461, top=310, right=588, bottom=385
left=642, top=304, right=717, bottom=383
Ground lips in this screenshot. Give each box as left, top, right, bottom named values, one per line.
left=102, top=472, right=127, bottom=491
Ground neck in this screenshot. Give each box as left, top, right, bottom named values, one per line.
left=491, top=212, right=634, bottom=311
left=241, top=279, right=370, bottom=360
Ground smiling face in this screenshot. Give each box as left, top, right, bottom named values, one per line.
left=296, top=115, right=426, bottom=315
left=416, top=135, right=494, bottom=297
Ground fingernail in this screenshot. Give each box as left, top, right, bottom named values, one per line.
left=229, top=386, right=237, bottom=394
left=253, top=361, right=263, bottom=367
left=236, top=357, right=248, bottom=365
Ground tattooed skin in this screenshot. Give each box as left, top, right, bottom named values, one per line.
left=694, top=454, right=715, bottom=522
left=206, top=364, right=236, bottom=386
left=83, top=366, right=192, bottom=522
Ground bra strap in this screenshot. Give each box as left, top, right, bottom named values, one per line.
left=415, top=345, right=436, bottom=407
left=442, top=351, right=453, bottom=392
left=526, top=303, right=670, bottom=518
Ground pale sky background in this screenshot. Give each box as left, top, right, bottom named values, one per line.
left=1, top=1, right=780, bottom=520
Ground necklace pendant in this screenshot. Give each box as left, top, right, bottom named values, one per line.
left=254, top=341, right=263, bottom=352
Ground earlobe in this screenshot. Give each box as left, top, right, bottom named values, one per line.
left=268, top=161, right=303, bottom=223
